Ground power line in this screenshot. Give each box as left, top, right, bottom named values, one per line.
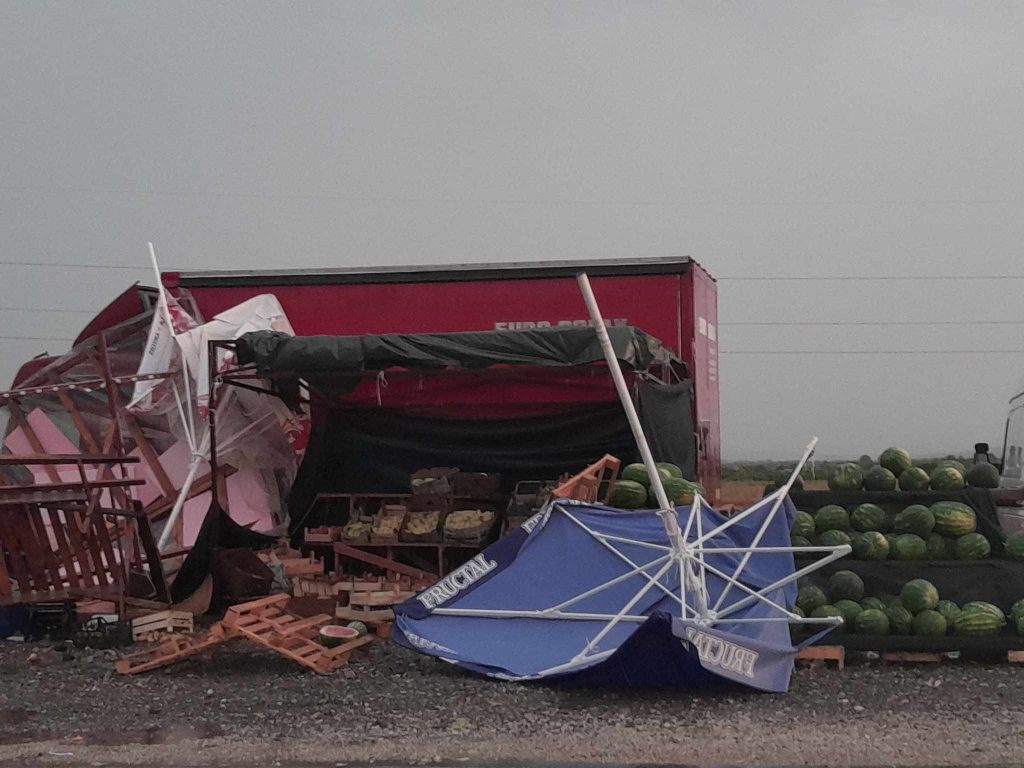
left=0, top=183, right=1019, bottom=207
left=0, top=306, right=97, bottom=314
left=718, top=275, right=1024, bottom=281
left=0, top=260, right=149, bottom=270
left=0, top=335, right=74, bottom=342
left=722, top=320, right=1024, bottom=327
left=720, top=350, right=1024, bottom=355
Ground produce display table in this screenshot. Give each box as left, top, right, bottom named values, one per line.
left=797, top=558, right=1024, bottom=609
left=304, top=540, right=484, bottom=579
left=790, top=487, right=1024, bottom=651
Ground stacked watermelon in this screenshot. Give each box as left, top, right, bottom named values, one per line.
left=791, top=499, right=991, bottom=561
left=823, top=449, right=994, bottom=492
left=795, top=576, right=1008, bottom=637
left=607, top=462, right=705, bottom=510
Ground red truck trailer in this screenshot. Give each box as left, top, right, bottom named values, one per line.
left=164, top=257, right=720, bottom=496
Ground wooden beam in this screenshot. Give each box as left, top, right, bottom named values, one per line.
left=4, top=401, right=63, bottom=483
left=0, top=454, right=140, bottom=466
left=333, top=542, right=437, bottom=581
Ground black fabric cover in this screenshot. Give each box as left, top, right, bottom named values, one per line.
left=801, top=558, right=1024, bottom=611
left=235, top=326, right=677, bottom=387
left=170, top=499, right=277, bottom=604
left=286, top=378, right=695, bottom=534
left=789, top=488, right=1005, bottom=553
left=800, top=559, right=1024, bottom=652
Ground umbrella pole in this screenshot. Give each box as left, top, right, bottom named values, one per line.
left=576, top=272, right=708, bottom=620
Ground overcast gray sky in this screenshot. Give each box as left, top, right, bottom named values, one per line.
left=2, top=1, right=1023, bottom=460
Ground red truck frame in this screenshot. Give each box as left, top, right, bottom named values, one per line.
left=165, top=257, right=720, bottom=498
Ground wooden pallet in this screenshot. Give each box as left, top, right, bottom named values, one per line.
left=131, top=610, right=194, bottom=641
left=222, top=594, right=373, bottom=674
left=336, top=605, right=395, bottom=636
left=882, top=651, right=945, bottom=664
left=796, top=645, right=845, bottom=670
left=348, top=590, right=415, bottom=608
left=116, top=623, right=236, bottom=675
left=551, top=454, right=621, bottom=504
left=116, top=595, right=373, bottom=675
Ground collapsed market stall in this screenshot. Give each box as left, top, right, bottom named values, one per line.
left=212, top=324, right=696, bottom=540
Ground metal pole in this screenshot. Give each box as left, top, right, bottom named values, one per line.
left=575, top=274, right=677, bottom=533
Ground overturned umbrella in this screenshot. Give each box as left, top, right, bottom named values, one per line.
left=392, top=273, right=847, bottom=690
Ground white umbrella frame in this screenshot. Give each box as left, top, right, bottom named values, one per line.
left=425, top=272, right=846, bottom=674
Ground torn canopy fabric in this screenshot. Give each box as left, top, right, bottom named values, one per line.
left=392, top=498, right=804, bottom=691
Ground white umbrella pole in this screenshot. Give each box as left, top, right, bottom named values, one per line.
left=576, top=273, right=678, bottom=537
left=157, top=457, right=202, bottom=550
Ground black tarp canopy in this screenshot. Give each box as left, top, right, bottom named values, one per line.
left=233, top=325, right=679, bottom=384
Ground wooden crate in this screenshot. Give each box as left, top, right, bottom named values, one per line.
left=305, top=527, right=342, bottom=544
left=222, top=594, right=372, bottom=674
left=796, top=645, right=845, bottom=670
left=131, top=610, right=194, bottom=641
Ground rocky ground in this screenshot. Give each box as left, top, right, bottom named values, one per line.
left=2, top=639, right=1024, bottom=766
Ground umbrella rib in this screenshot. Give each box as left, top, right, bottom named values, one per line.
left=712, top=441, right=816, bottom=612
left=548, top=553, right=673, bottom=612
left=560, top=509, right=683, bottom=607
left=572, top=557, right=676, bottom=661
left=713, top=545, right=851, bottom=621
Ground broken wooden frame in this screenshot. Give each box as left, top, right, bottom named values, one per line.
left=0, top=454, right=169, bottom=613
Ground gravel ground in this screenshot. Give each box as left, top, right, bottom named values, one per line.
left=2, top=638, right=1024, bottom=766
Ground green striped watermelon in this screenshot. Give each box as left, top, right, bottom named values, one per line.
left=1011, top=598, right=1024, bottom=622
left=829, top=463, right=864, bottom=491
left=656, top=462, right=684, bottom=479
left=791, top=535, right=812, bottom=548
left=898, top=467, right=931, bottom=491
left=851, top=503, right=887, bottom=533
left=930, top=501, right=976, bottom=536
left=880, top=448, right=914, bottom=477
left=954, top=532, right=991, bottom=560
left=863, top=465, right=897, bottom=492
left=834, top=599, right=863, bottom=629
left=885, top=605, right=914, bottom=635
left=622, top=463, right=672, bottom=489
left=893, top=505, right=935, bottom=538
left=900, top=579, right=939, bottom=612
left=935, top=600, right=962, bottom=626
left=855, top=608, right=890, bottom=635
left=861, top=596, right=886, bottom=611
left=1005, top=532, right=1024, bottom=560
left=607, top=480, right=648, bottom=509
left=811, top=604, right=843, bottom=622
left=925, top=533, right=947, bottom=560
left=791, top=510, right=816, bottom=539
left=817, top=530, right=851, bottom=548
left=797, top=585, right=828, bottom=613
left=912, top=610, right=948, bottom=637
left=852, top=531, right=889, bottom=561
left=953, top=607, right=1004, bottom=636
left=962, top=601, right=1006, bottom=624
left=815, top=505, right=851, bottom=532
left=965, top=462, right=1000, bottom=489
left=930, top=466, right=965, bottom=491
left=827, top=570, right=865, bottom=602
left=893, top=534, right=928, bottom=561
left=937, top=459, right=968, bottom=475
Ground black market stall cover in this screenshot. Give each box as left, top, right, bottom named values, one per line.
left=287, top=380, right=695, bottom=531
